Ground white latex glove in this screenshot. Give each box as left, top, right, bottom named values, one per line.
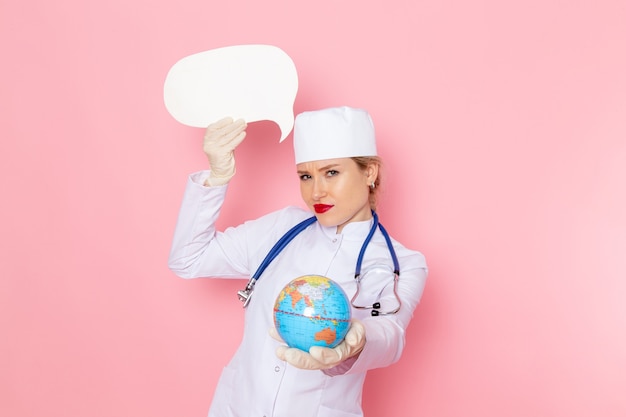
left=203, top=117, right=247, bottom=186
left=270, top=320, right=366, bottom=370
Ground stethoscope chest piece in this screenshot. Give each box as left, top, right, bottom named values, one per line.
left=237, top=277, right=256, bottom=307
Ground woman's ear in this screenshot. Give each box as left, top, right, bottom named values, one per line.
left=366, top=162, right=379, bottom=183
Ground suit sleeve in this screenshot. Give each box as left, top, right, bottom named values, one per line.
left=324, top=255, right=428, bottom=376
left=168, top=171, right=306, bottom=280
left=168, top=171, right=251, bottom=279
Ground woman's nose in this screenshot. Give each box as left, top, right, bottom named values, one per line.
left=312, top=178, right=326, bottom=199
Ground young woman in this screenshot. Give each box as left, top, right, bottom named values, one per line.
left=169, top=106, right=427, bottom=417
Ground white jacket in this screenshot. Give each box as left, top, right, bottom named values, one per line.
left=168, top=171, right=428, bottom=417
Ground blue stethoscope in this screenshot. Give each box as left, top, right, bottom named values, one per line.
left=237, top=211, right=401, bottom=316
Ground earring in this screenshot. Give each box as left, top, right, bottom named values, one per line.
left=370, top=182, right=376, bottom=190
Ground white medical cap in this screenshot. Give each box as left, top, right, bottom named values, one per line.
left=293, top=106, right=377, bottom=164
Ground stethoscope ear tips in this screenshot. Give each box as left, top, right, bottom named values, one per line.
left=371, top=303, right=382, bottom=316
left=372, top=301, right=380, bottom=317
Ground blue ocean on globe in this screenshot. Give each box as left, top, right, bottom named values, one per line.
left=273, top=275, right=352, bottom=352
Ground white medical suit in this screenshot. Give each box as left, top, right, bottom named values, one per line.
left=168, top=171, right=428, bottom=417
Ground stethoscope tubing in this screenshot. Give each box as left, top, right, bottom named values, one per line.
left=238, top=211, right=401, bottom=315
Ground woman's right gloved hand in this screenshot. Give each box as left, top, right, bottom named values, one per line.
left=203, top=117, right=247, bottom=186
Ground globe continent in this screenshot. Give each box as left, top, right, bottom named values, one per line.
left=273, top=275, right=351, bottom=352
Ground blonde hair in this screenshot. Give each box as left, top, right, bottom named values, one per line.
left=351, top=156, right=382, bottom=211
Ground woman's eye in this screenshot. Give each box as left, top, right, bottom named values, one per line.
left=299, top=174, right=311, bottom=181
left=326, top=170, right=339, bottom=177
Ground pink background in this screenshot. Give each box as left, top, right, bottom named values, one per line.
left=2, top=1, right=625, bottom=416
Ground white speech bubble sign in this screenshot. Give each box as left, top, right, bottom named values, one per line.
left=164, top=45, right=298, bottom=142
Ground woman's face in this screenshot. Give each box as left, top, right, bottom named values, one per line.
left=297, top=158, right=378, bottom=233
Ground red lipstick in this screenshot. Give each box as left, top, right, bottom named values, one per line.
left=313, top=204, right=334, bottom=214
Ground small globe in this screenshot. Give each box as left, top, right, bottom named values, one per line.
left=273, top=275, right=351, bottom=352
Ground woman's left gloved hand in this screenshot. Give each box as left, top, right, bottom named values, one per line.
left=270, top=320, right=366, bottom=370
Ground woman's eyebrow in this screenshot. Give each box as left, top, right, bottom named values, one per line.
left=297, top=164, right=341, bottom=175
